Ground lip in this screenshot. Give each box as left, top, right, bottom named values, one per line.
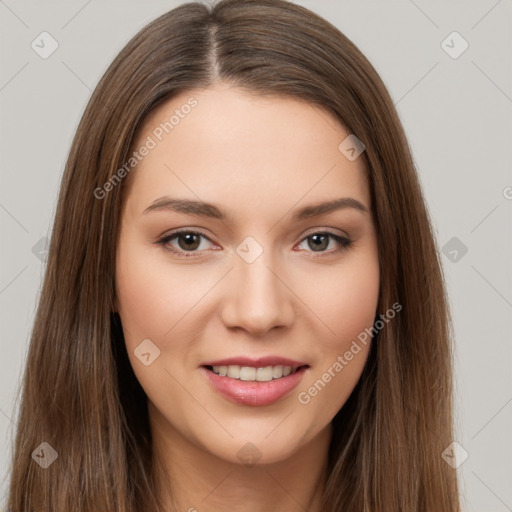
left=200, top=361, right=309, bottom=407
left=200, top=356, right=307, bottom=369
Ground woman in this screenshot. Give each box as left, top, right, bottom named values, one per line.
left=6, top=0, right=461, bottom=510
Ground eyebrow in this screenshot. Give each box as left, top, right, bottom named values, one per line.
left=143, top=196, right=369, bottom=221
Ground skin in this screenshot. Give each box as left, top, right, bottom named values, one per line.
left=115, top=82, right=380, bottom=512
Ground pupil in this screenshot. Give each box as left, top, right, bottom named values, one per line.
left=310, top=234, right=328, bottom=251
left=179, top=233, right=200, bottom=250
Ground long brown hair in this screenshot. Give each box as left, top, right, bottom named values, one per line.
left=6, top=0, right=461, bottom=510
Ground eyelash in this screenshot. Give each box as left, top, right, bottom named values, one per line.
left=155, top=229, right=353, bottom=259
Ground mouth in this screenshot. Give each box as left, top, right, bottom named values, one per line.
left=200, top=360, right=310, bottom=406
left=203, top=364, right=308, bottom=381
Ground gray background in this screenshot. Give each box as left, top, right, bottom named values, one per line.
left=1, top=0, right=511, bottom=510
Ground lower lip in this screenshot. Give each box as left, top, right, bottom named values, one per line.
left=201, top=366, right=308, bottom=406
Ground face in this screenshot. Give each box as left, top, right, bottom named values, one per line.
left=115, top=82, right=380, bottom=466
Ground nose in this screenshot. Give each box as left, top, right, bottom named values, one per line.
left=220, top=252, right=295, bottom=336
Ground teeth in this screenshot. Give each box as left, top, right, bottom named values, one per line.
left=272, top=365, right=283, bottom=378
left=227, top=365, right=240, bottom=378
left=210, top=364, right=298, bottom=381
left=256, top=367, right=273, bottom=381
left=240, top=366, right=256, bottom=381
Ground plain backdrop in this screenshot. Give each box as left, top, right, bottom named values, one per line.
left=1, top=1, right=511, bottom=510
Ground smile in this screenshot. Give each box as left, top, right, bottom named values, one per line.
left=207, top=364, right=299, bottom=381
left=201, top=364, right=309, bottom=406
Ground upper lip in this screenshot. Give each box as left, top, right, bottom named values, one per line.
left=201, top=356, right=308, bottom=370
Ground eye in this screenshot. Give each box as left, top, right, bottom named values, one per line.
left=295, top=230, right=352, bottom=257
left=156, top=230, right=215, bottom=258
left=156, top=229, right=353, bottom=259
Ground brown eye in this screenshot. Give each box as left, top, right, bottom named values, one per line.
left=175, top=232, right=201, bottom=251
left=307, top=233, right=330, bottom=251
left=157, top=230, right=213, bottom=258
left=296, top=231, right=352, bottom=256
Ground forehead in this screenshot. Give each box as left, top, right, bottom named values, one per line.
left=123, top=83, right=370, bottom=220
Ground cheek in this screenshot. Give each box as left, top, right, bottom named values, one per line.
left=115, top=238, right=206, bottom=347
left=336, top=263, right=380, bottom=339
left=298, top=248, right=379, bottom=417
left=313, top=250, right=380, bottom=346
left=114, top=240, right=208, bottom=408
left=115, top=255, right=168, bottom=344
